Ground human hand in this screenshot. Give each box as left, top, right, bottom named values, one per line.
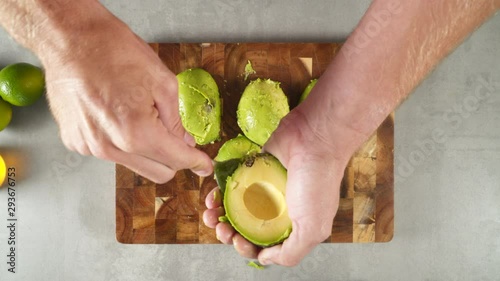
left=39, top=18, right=212, bottom=183
left=203, top=110, right=350, bottom=266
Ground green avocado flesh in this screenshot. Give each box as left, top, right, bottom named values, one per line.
left=177, top=68, right=221, bottom=145
left=223, top=153, right=292, bottom=247
left=215, top=134, right=261, bottom=162
left=237, top=79, right=289, bottom=146
left=299, top=79, right=318, bottom=103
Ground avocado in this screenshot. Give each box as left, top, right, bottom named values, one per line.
left=177, top=68, right=221, bottom=145
left=244, top=60, right=256, bottom=81
left=299, top=79, right=318, bottom=103
left=215, top=134, right=261, bottom=162
left=223, top=153, right=292, bottom=247
left=214, top=158, right=242, bottom=195
left=237, top=79, right=289, bottom=146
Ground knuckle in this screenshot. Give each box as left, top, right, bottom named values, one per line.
left=164, top=74, right=178, bottom=94
left=59, top=132, right=74, bottom=150
left=75, top=143, right=91, bottom=156
left=152, top=170, right=175, bottom=184
left=318, top=229, right=331, bottom=243
left=118, top=131, right=142, bottom=153
left=88, top=140, right=111, bottom=160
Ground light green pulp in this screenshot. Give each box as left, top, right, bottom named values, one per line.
left=237, top=79, right=289, bottom=146
left=244, top=60, right=256, bottom=81
left=215, top=134, right=261, bottom=162
left=224, top=154, right=291, bottom=247
left=177, top=68, right=221, bottom=145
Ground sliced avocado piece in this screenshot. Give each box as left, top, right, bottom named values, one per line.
left=177, top=68, right=221, bottom=145
left=244, top=60, right=256, bottom=81
left=218, top=215, right=229, bottom=223
left=215, top=134, right=261, bottom=162
left=237, top=79, right=289, bottom=146
left=224, top=153, right=292, bottom=247
left=299, top=79, right=318, bottom=103
left=247, top=261, right=265, bottom=270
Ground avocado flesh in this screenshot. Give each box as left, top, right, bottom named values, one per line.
left=237, top=79, right=289, bottom=146
left=215, top=134, right=261, bottom=162
left=224, top=154, right=292, bottom=247
left=177, top=68, right=221, bottom=145
left=299, top=79, right=318, bottom=103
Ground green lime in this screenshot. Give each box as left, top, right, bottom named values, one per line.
left=0, top=98, right=12, bottom=131
left=0, top=62, right=45, bottom=106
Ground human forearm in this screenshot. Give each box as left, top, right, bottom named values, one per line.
left=0, top=0, right=126, bottom=64
left=295, top=0, right=499, bottom=159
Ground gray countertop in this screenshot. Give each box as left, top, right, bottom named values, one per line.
left=0, top=1, right=499, bottom=280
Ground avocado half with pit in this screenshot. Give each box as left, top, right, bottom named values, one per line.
left=177, top=68, right=221, bottom=145
left=217, top=153, right=292, bottom=247
left=237, top=79, right=289, bottom=146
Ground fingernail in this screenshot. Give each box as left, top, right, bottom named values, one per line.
left=183, top=132, right=196, bottom=147
left=260, top=259, right=273, bottom=266
left=193, top=168, right=212, bottom=177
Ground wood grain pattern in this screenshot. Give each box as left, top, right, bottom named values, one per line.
left=116, top=43, right=394, bottom=244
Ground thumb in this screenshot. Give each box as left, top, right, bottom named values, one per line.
left=152, top=73, right=197, bottom=147
left=257, top=221, right=316, bottom=267
left=263, top=110, right=307, bottom=166
left=153, top=72, right=187, bottom=138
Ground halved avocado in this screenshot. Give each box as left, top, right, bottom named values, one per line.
left=224, top=153, right=292, bottom=247
left=177, top=68, right=221, bottom=145
left=215, top=134, right=261, bottom=162
left=237, top=79, right=289, bottom=146
left=299, top=79, right=318, bottom=103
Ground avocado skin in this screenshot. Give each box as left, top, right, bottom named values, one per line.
left=177, top=68, right=221, bottom=145
left=299, top=79, right=318, bottom=103
left=214, top=158, right=242, bottom=195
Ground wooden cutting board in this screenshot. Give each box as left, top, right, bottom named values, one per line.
left=116, top=43, right=394, bottom=244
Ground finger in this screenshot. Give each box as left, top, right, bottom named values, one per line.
left=263, top=111, right=309, bottom=168
left=205, top=187, right=223, bottom=209
left=216, top=223, right=236, bottom=244
left=151, top=69, right=186, bottom=138
left=258, top=222, right=316, bottom=267
left=203, top=207, right=225, bottom=229
left=233, top=234, right=260, bottom=259
left=146, top=120, right=213, bottom=177
left=184, top=132, right=196, bottom=148
left=108, top=146, right=177, bottom=184
left=76, top=112, right=177, bottom=183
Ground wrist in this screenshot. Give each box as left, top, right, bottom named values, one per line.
left=272, top=108, right=357, bottom=167
left=32, top=1, right=128, bottom=66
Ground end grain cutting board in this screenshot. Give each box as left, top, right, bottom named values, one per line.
left=115, top=43, right=394, bottom=244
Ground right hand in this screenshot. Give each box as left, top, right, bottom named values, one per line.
left=203, top=110, right=351, bottom=266
left=39, top=18, right=212, bottom=183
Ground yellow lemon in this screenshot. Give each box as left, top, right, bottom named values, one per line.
left=0, top=155, right=5, bottom=186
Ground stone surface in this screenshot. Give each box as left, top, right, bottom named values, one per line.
left=0, top=1, right=499, bottom=280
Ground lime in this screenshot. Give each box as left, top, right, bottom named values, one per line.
left=0, top=63, right=45, bottom=106
left=0, top=98, right=12, bottom=131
